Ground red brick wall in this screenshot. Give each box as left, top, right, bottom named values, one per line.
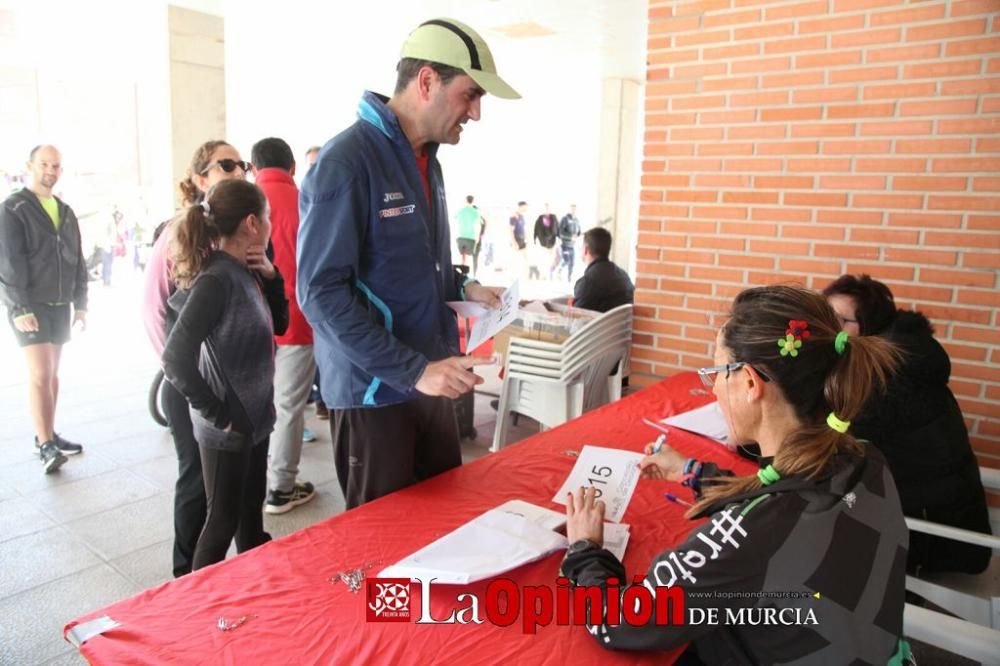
left=637, top=0, right=1000, bottom=466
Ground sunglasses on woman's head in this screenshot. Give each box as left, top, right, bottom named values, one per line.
left=200, top=159, right=250, bottom=175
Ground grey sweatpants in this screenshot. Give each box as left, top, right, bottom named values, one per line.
left=267, top=344, right=316, bottom=493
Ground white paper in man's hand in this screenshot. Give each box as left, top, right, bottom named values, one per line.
left=552, top=445, right=643, bottom=523
left=464, top=281, right=520, bottom=352
left=446, top=301, right=490, bottom=319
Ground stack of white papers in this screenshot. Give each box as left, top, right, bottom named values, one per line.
left=660, top=401, right=731, bottom=447
left=380, top=503, right=567, bottom=585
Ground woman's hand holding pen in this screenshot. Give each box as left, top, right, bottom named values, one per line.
left=639, top=434, right=689, bottom=482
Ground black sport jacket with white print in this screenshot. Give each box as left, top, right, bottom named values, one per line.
left=561, top=447, right=909, bottom=665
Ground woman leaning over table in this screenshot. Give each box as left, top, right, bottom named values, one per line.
left=162, top=179, right=288, bottom=570
left=824, top=273, right=992, bottom=577
left=562, top=285, right=913, bottom=665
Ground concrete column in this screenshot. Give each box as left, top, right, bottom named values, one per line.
left=168, top=4, right=225, bottom=206
left=595, top=77, right=643, bottom=274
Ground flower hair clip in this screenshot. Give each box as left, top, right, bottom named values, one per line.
left=778, top=319, right=809, bottom=357
left=778, top=334, right=801, bottom=357
left=786, top=320, right=810, bottom=340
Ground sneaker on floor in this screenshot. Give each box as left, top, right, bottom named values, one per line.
left=315, top=402, right=330, bottom=420
left=264, top=480, right=316, bottom=515
left=54, top=433, right=83, bottom=455
left=34, top=433, right=83, bottom=456
left=302, top=427, right=317, bottom=443
left=39, top=440, right=67, bottom=474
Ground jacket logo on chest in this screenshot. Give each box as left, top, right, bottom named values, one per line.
left=383, top=192, right=405, bottom=202
left=379, top=204, right=416, bottom=219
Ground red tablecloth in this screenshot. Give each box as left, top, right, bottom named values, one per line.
left=66, top=373, right=756, bottom=665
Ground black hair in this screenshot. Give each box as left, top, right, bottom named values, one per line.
left=394, top=58, right=464, bottom=94
left=251, top=137, right=294, bottom=172
left=822, top=274, right=897, bottom=336
left=583, top=227, right=612, bottom=260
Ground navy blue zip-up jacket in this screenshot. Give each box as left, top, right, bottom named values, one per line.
left=297, top=91, right=466, bottom=409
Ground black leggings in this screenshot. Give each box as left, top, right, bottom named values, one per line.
left=192, top=439, right=271, bottom=570
left=161, top=380, right=206, bottom=577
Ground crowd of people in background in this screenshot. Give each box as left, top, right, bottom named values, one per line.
left=0, top=15, right=993, bottom=664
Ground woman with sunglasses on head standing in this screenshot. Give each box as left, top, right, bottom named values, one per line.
left=562, top=285, right=914, bottom=665
left=141, top=140, right=250, bottom=577
left=163, top=179, right=287, bottom=569
left=824, top=274, right=992, bottom=577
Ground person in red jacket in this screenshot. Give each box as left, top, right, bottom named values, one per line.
left=251, top=138, right=317, bottom=514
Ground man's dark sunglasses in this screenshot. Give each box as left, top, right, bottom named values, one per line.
left=200, top=159, right=250, bottom=175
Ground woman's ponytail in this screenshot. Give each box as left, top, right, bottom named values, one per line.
left=169, top=204, right=219, bottom=289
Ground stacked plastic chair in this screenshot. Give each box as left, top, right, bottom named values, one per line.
left=491, top=304, right=633, bottom=452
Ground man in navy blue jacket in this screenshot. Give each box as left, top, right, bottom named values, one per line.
left=297, top=18, right=519, bottom=508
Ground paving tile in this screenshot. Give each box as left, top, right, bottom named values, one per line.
left=0, top=451, right=120, bottom=499
left=129, top=454, right=180, bottom=492
left=89, top=431, right=176, bottom=467
left=64, top=493, right=174, bottom=561
left=295, top=443, right=338, bottom=488
left=0, top=527, right=102, bottom=597
left=263, top=480, right=346, bottom=539
left=0, top=496, right=58, bottom=543
left=0, top=564, right=140, bottom=665
left=40, top=649, right=88, bottom=665
left=26, top=470, right=160, bottom=524
left=108, top=539, right=174, bottom=591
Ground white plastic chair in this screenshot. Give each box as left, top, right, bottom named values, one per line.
left=491, top=304, right=633, bottom=452
left=904, top=466, right=1000, bottom=630
left=904, top=603, right=1000, bottom=665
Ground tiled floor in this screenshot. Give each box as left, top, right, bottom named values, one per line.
left=0, top=273, right=545, bottom=665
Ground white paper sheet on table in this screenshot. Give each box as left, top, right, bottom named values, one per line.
left=660, top=401, right=730, bottom=445
left=496, top=499, right=566, bottom=531
left=379, top=505, right=567, bottom=585
left=603, top=523, right=631, bottom=561
left=552, top=445, right=643, bottom=523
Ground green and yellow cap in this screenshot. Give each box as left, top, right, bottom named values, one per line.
left=400, top=18, right=521, bottom=99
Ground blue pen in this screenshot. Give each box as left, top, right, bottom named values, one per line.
left=665, top=492, right=692, bottom=507
left=651, top=433, right=667, bottom=454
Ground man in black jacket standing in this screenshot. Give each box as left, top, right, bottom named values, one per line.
left=573, top=227, right=634, bottom=313
left=0, top=145, right=87, bottom=473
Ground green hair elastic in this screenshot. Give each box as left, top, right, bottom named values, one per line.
left=827, top=412, right=851, bottom=433
left=834, top=331, right=849, bottom=355
left=757, top=464, right=781, bottom=486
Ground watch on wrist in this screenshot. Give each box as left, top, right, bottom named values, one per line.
left=567, top=538, right=600, bottom=555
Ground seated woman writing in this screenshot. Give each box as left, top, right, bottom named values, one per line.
left=562, top=285, right=912, bottom=665
left=824, top=274, right=992, bottom=576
